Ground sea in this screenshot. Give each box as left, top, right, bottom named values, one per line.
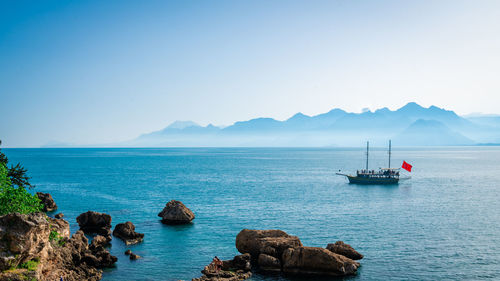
left=3, top=147, right=500, bottom=281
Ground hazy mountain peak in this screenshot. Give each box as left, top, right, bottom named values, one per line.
left=375, top=107, right=390, bottom=114
left=398, top=102, right=425, bottom=112
left=394, top=119, right=474, bottom=145
left=327, top=108, right=346, bottom=114
left=166, top=120, right=200, bottom=129
left=287, top=112, right=310, bottom=121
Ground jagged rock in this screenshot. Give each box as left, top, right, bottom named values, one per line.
left=76, top=211, right=112, bottom=242
left=326, top=241, right=363, bottom=260
left=193, top=254, right=252, bottom=281
left=221, top=253, right=251, bottom=272
left=235, top=229, right=302, bottom=260
left=90, top=235, right=109, bottom=248
left=125, top=249, right=132, bottom=255
left=54, top=213, right=64, bottom=219
left=231, top=253, right=252, bottom=271
left=36, top=192, right=58, bottom=212
left=158, top=200, right=195, bottom=224
left=258, top=254, right=281, bottom=272
left=282, top=246, right=359, bottom=276
left=113, top=221, right=144, bottom=245
left=129, top=253, right=141, bottom=260
left=0, top=212, right=117, bottom=281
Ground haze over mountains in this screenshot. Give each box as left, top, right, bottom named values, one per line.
left=122, top=102, right=500, bottom=147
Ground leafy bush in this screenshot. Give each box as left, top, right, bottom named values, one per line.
left=19, top=258, right=40, bottom=271
left=0, top=142, right=43, bottom=215
left=0, top=140, right=33, bottom=189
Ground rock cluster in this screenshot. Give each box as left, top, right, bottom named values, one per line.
left=193, top=254, right=252, bottom=281
left=0, top=212, right=116, bottom=281
left=235, top=229, right=362, bottom=277
left=112, top=221, right=144, bottom=245
left=36, top=192, right=58, bottom=212
left=76, top=211, right=112, bottom=243
left=158, top=200, right=195, bottom=224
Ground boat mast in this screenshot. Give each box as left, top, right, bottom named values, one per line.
left=388, top=140, right=391, bottom=169
left=366, top=141, right=369, bottom=171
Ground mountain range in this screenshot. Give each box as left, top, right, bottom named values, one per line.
left=123, top=102, right=500, bottom=147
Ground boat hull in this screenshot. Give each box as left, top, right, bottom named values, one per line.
left=346, top=175, right=399, bottom=185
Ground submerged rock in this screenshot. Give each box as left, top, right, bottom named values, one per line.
left=0, top=212, right=117, bottom=281
left=158, top=200, right=195, bottom=224
left=113, top=221, right=144, bottom=245
left=76, top=211, right=112, bottom=242
left=326, top=241, right=364, bottom=260
left=282, top=246, right=359, bottom=276
left=36, top=192, right=58, bottom=212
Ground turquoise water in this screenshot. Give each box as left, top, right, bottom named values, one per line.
left=4, top=147, right=500, bottom=281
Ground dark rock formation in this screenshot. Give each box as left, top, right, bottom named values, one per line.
left=36, top=192, right=58, bottom=212
left=326, top=241, right=363, bottom=260
left=234, top=229, right=361, bottom=277
left=282, top=246, right=359, bottom=276
left=90, top=235, right=109, bottom=248
left=112, top=221, right=144, bottom=245
left=76, top=211, right=112, bottom=242
left=0, top=212, right=117, bottom=281
left=258, top=254, right=281, bottom=272
left=158, top=200, right=195, bottom=224
left=129, top=253, right=141, bottom=260
left=55, top=213, right=64, bottom=219
left=124, top=249, right=132, bottom=255
left=193, top=254, right=252, bottom=281
left=235, top=229, right=302, bottom=260
left=227, top=253, right=251, bottom=272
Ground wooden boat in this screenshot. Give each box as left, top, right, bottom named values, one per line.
left=337, top=140, right=400, bottom=185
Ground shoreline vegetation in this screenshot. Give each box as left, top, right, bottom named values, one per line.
left=0, top=141, right=364, bottom=280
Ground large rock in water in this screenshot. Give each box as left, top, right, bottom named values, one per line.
left=235, top=229, right=302, bottom=259
left=112, top=221, right=144, bottom=245
left=158, top=200, right=195, bottom=224
left=234, top=229, right=361, bottom=277
left=36, top=192, right=58, bottom=212
left=76, top=211, right=112, bottom=242
left=326, top=241, right=364, bottom=260
left=0, top=212, right=117, bottom=281
left=282, top=246, right=360, bottom=276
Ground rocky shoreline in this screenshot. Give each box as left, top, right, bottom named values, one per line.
left=193, top=229, right=363, bottom=280
left=1, top=195, right=364, bottom=281
left=0, top=212, right=117, bottom=281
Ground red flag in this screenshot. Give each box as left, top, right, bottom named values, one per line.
left=402, top=161, right=412, bottom=172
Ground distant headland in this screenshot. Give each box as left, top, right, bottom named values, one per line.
left=42, top=102, right=500, bottom=147
left=117, top=102, right=499, bottom=147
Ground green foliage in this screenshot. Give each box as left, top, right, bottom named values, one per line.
left=49, top=230, right=65, bottom=247
left=0, top=162, right=43, bottom=216
left=0, top=140, right=33, bottom=189
left=0, top=141, right=42, bottom=215
left=19, top=258, right=40, bottom=271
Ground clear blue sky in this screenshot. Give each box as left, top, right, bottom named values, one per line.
left=1, top=0, right=499, bottom=147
